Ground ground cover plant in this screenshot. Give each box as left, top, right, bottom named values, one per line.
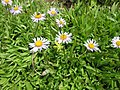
left=0, top=0, right=120, bottom=90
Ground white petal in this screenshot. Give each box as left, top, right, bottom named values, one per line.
left=37, top=37, right=40, bottom=41
left=32, top=47, right=38, bottom=52
left=33, top=38, right=36, bottom=42
left=29, top=43, right=35, bottom=48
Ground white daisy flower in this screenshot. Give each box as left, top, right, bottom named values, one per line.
left=48, top=8, right=58, bottom=16
left=1, top=0, right=12, bottom=6
left=10, top=5, right=22, bottom=15
left=56, top=18, right=66, bottom=27
left=112, top=36, right=120, bottom=48
left=84, top=39, right=100, bottom=52
left=29, top=37, right=50, bottom=53
left=56, top=32, right=72, bottom=44
left=31, top=12, right=45, bottom=22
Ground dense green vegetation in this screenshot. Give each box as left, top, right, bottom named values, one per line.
left=58, top=0, right=120, bottom=5
left=0, top=0, right=120, bottom=89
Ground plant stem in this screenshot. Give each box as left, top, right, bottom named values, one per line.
left=32, top=52, right=41, bottom=76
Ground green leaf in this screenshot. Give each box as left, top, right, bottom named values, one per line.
left=0, top=78, right=7, bottom=85
left=0, top=70, right=5, bottom=74
left=25, top=81, right=33, bottom=90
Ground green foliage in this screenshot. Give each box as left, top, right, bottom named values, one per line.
left=0, top=0, right=120, bottom=90
left=59, top=0, right=120, bottom=6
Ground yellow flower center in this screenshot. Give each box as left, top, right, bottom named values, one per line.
left=51, top=10, right=56, bottom=15
left=59, top=20, right=63, bottom=24
left=88, top=43, right=95, bottom=49
left=116, top=40, right=120, bottom=46
left=35, top=40, right=43, bottom=47
left=5, top=0, right=9, bottom=3
left=35, top=14, right=42, bottom=18
left=14, top=6, right=19, bottom=11
left=60, top=34, right=67, bottom=40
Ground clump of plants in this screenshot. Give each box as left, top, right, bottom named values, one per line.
left=0, top=0, right=120, bottom=90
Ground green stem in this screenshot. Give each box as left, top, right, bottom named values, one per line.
left=32, top=52, right=41, bottom=76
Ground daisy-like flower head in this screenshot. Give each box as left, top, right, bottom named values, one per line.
left=1, top=0, right=12, bottom=6
left=29, top=37, right=50, bottom=53
left=31, top=12, right=45, bottom=22
left=56, top=32, right=72, bottom=44
left=10, top=5, right=22, bottom=15
left=84, top=39, right=100, bottom=52
left=56, top=18, right=66, bottom=27
left=111, top=36, right=120, bottom=48
left=48, top=8, right=58, bottom=16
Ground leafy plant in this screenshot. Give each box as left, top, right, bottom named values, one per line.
left=0, top=0, right=120, bottom=90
